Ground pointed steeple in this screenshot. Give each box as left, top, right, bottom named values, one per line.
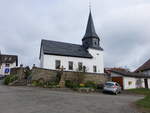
left=82, top=11, right=102, bottom=50
left=83, top=11, right=99, bottom=40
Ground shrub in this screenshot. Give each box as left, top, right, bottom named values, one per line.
left=56, top=71, right=62, bottom=83
left=47, top=81, right=58, bottom=88
left=31, top=80, right=44, bottom=87
left=24, top=66, right=31, bottom=79
left=31, top=81, right=39, bottom=86
left=97, top=84, right=104, bottom=89
left=4, top=75, right=18, bottom=85
left=65, top=80, right=79, bottom=89
left=31, top=81, right=59, bottom=88
left=79, top=83, right=85, bottom=87
left=85, top=81, right=97, bottom=89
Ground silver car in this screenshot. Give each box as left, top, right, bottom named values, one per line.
left=103, top=82, right=122, bottom=95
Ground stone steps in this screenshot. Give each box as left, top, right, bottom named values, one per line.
left=9, top=80, right=27, bottom=86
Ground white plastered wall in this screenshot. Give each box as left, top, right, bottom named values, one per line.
left=41, top=48, right=104, bottom=73
left=123, top=77, right=145, bottom=90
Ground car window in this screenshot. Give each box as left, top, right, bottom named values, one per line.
left=105, top=83, right=114, bottom=86
left=116, top=83, right=120, bottom=86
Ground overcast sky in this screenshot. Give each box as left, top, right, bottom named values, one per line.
left=0, top=0, right=150, bottom=71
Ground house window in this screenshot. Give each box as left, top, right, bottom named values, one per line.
left=69, top=61, right=73, bottom=70
left=93, top=66, right=97, bottom=72
left=55, top=60, right=61, bottom=69
left=5, top=63, right=10, bottom=67
left=78, top=62, right=83, bottom=71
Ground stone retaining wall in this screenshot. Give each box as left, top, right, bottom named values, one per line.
left=31, top=67, right=57, bottom=82
left=31, top=67, right=109, bottom=85
left=10, top=67, right=25, bottom=80
left=62, top=71, right=108, bottom=84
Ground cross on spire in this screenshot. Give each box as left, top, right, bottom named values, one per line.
left=89, top=0, right=91, bottom=11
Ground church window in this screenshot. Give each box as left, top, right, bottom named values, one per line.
left=78, top=62, right=83, bottom=71
left=93, top=66, right=97, bottom=72
left=69, top=61, right=73, bottom=70
left=55, top=60, right=61, bottom=69
left=83, top=66, right=86, bottom=72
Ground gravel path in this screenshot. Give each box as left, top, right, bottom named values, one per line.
left=0, top=84, right=144, bottom=113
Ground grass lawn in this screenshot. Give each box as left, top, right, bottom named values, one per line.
left=127, top=88, right=150, bottom=95
left=127, top=88, right=150, bottom=111
left=136, top=95, right=150, bottom=108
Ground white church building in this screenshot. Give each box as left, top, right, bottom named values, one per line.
left=39, top=11, right=104, bottom=74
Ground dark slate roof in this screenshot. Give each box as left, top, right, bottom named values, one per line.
left=83, top=11, right=99, bottom=40
left=135, top=59, right=150, bottom=72
left=0, top=54, right=18, bottom=66
left=40, top=39, right=93, bottom=58
left=111, top=70, right=150, bottom=78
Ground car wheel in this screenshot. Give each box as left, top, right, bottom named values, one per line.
left=115, top=91, right=118, bottom=95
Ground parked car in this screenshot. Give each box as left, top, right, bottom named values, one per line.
left=103, top=82, right=122, bottom=95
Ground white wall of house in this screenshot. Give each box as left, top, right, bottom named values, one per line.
left=0, top=62, right=17, bottom=76
left=123, top=77, right=145, bottom=89
left=148, top=79, right=150, bottom=89
left=40, top=49, right=104, bottom=73
left=111, top=72, right=150, bottom=89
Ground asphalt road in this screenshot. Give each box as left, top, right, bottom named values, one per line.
left=0, top=83, right=143, bottom=113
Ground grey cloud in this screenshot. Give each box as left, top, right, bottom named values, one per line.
left=0, top=0, right=150, bottom=70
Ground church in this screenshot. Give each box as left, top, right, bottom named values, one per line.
left=39, top=11, right=104, bottom=74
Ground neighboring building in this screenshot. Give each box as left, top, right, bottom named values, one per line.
left=0, top=54, right=18, bottom=76
left=39, top=11, right=104, bottom=73
left=135, top=59, right=150, bottom=76
left=109, top=70, right=150, bottom=90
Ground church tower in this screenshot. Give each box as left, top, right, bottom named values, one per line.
left=82, top=11, right=103, bottom=50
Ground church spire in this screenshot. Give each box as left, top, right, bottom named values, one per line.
left=83, top=11, right=99, bottom=40
left=82, top=10, right=102, bottom=50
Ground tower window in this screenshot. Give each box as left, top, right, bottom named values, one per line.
left=95, top=42, right=97, bottom=45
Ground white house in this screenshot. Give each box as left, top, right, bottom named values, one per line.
left=0, top=54, right=18, bottom=76
left=39, top=11, right=104, bottom=74
left=110, top=70, right=150, bottom=90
